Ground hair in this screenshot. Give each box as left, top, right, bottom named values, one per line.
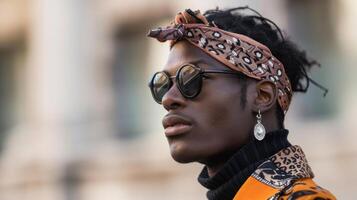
left=202, top=6, right=324, bottom=128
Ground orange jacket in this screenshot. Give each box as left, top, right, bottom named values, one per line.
left=233, top=145, right=336, bottom=200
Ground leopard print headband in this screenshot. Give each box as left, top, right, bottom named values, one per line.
left=147, top=9, right=293, bottom=113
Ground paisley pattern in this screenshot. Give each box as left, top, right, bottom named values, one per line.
left=252, top=159, right=296, bottom=189
left=147, top=10, right=292, bottom=113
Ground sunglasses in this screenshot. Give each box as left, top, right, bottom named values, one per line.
left=148, top=63, right=242, bottom=104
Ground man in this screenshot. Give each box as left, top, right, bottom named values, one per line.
left=147, top=7, right=336, bottom=200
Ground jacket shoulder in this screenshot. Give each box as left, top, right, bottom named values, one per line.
left=234, top=146, right=336, bottom=200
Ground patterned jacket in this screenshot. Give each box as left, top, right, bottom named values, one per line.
left=233, top=145, right=336, bottom=200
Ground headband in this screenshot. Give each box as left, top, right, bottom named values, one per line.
left=147, top=9, right=293, bottom=113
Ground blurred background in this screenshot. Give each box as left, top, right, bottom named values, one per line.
left=0, top=0, right=356, bottom=199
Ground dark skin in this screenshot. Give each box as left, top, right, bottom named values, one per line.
left=161, top=40, right=280, bottom=177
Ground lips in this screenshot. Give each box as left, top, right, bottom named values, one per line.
left=162, top=114, right=193, bottom=137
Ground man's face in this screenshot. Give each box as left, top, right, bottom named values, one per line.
left=160, top=41, right=256, bottom=164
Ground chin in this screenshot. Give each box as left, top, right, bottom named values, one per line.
left=169, top=142, right=197, bottom=163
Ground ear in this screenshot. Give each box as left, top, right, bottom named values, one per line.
left=252, top=80, right=278, bottom=113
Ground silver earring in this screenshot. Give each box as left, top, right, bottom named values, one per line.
left=254, top=110, right=266, bottom=141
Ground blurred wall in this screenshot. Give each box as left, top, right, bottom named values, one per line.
left=0, top=0, right=356, bottom=199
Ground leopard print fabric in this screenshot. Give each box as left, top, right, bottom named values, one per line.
left=271, top=145, right=314, bottom=179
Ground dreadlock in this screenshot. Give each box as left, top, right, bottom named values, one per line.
left=203, top=6, right=328, bottom=128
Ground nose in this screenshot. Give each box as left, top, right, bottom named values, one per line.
left=162, top=82, right=186, bottom=111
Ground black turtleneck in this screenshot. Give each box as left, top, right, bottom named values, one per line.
left=197, top=129, right=291, bottom=200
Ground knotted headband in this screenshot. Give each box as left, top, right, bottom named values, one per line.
left=147, top=9, right=293, bottom=113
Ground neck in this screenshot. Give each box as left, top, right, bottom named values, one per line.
left=203, top=149, right=237, bottom=177
left=205, top=124, right=281, bottom=177
left=206, top=157, right=231, bottom=177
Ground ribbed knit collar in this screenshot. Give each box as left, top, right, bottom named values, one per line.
left=197, top=129, right=291, bottom=200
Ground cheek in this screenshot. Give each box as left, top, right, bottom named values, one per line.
left=205, top=100, right=234, bottom=128
left=193, top=81, right=251, bottom=147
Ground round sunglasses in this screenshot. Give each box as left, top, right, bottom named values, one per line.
left=148, top=63, right=242, bottom=104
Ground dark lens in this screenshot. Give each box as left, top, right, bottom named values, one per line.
left=177, top=65, right=202, bottom=98
left=150, top=72, right=171, bottom=103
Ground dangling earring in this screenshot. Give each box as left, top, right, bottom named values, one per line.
left=254, top=110, right=266, bottom=141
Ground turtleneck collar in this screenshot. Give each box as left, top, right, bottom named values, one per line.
left=197, top=129, right=291, bottom=200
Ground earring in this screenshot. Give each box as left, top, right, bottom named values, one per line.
left=254, top=110, right=266, bottom=141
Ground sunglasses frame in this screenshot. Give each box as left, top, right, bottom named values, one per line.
left=148, top=63, right=242, bottom=104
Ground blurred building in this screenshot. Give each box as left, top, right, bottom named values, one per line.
left=0, top=0, right=356, bottom=200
